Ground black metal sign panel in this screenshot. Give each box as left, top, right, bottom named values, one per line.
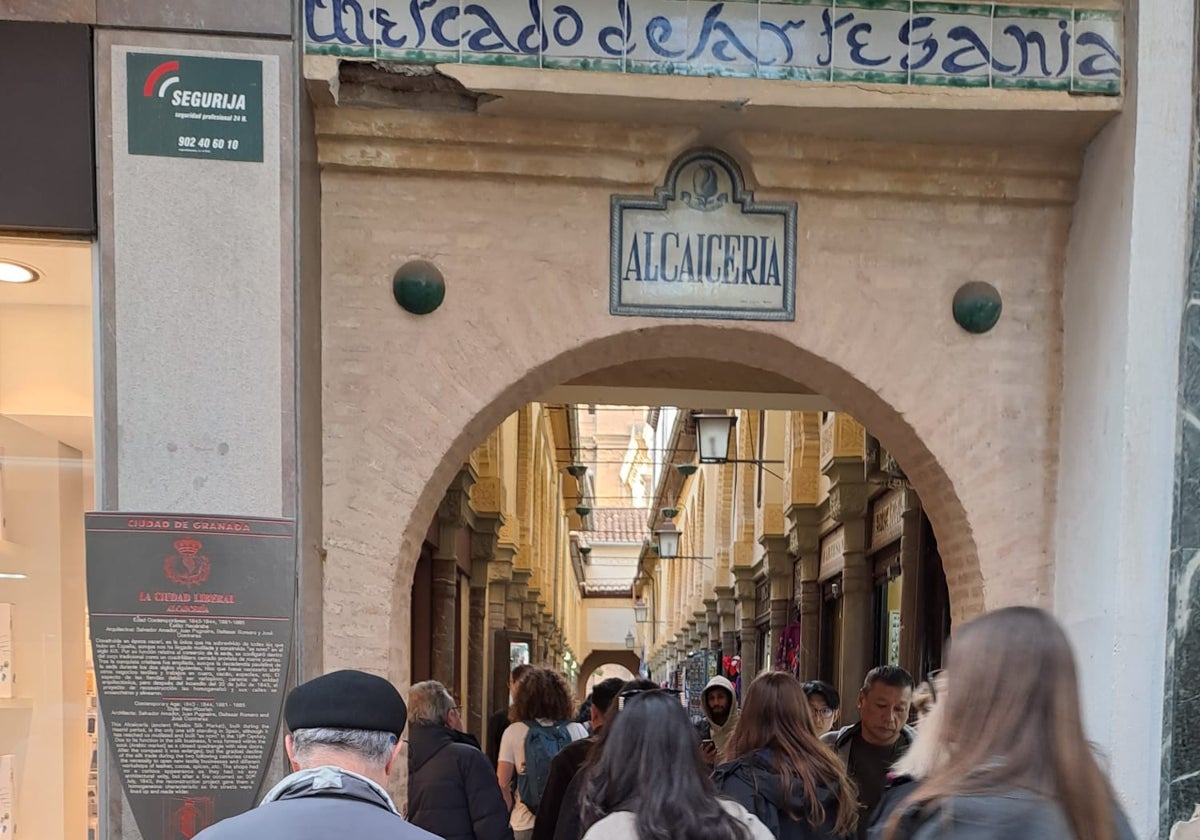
left=86, top=513, right=296, bottom=840
left=610, top=148, right=797, bottom=322
left=0, top=21, right=95, bottom=234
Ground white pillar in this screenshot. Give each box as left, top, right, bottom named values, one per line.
left=1055, top=0, right=1193, bottom=834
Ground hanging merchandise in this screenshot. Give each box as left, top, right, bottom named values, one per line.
left=776, top=620, right=801, bottom=675
left=726, top=655, right=742, bottom=700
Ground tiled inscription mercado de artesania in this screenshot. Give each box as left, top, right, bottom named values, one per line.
left=305, top=0, right=1121, bottom=94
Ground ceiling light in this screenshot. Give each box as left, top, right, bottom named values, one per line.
left=0, top=574, right=27, bottom=580
left=0, top=261, right=39, bottom=284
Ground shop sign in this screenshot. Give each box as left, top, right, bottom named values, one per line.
left=819, top=526, right=845, bottom=581
left=871, top=490, right=905, bottom=549
left=126, top=52, right=264, bottom=162
left=304, top=1, right=1122, bottom=96
left=610, top=149, right=796, bottom=321
left=86, top=513, right=295, bottom=840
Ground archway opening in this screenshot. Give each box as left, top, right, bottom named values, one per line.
left=380, top=326, right=975, bottom=747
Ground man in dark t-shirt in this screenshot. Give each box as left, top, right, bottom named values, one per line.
left=820, top=666, right=915, bottom=840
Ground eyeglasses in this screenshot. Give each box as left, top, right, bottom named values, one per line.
left=809, top=706, right=836, bottom=720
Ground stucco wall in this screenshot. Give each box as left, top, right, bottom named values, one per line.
left=317, top=110, right=1079, bottom=694
left=1056, top=0, right=1193, bottom=834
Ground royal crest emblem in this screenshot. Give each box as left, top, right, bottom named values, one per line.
left=680, top=163, right=728, bottom=212
left=164, top=538, right=211, bottom=587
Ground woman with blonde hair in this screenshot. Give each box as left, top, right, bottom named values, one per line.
left=715, top=671, right=859, bottom=839
left=871, top=607, right=1135, bottom=840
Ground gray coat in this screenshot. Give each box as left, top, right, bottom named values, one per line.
left=866, top=785, right=1138, bottom=840
left=193, top=766, right=443, bottom=840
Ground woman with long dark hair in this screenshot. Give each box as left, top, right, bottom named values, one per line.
left=579, top=690, right=772, bottom=840
left=872, top=607, right=1136, bottom=840
left=715, top=672, right=859, bottom=839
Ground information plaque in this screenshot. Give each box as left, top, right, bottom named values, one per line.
left=86, top=513, right=295, bottom=840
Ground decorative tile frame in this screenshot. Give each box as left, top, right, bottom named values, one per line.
left=304, top=0, right=1122, bottom=95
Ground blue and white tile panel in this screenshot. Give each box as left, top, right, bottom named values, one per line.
left=304, top=0, right=1122, bottom=95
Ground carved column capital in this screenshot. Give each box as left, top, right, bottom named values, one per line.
left=438, top=465, right=479, bottom=526
left=829, top=482, right=869, bottom=524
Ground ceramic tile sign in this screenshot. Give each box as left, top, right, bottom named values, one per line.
left=610, top=149, right=796, bottom=322
left=85, top=513, right=295, bottom=840
left=126, top=52, right=264, bottom=162
left=303, top=0, right=1122, bottom=95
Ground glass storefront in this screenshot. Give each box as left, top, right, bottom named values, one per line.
left=0, top=236, right=96, bottom=839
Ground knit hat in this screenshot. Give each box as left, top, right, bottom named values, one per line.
left=284, top=670, right=408, bottom=738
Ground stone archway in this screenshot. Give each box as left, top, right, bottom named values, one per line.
left=319, top=136, right=1068, bottom=686
left=576, top=650, right=644, bottom=699
left=324, top=323, right=1019, bottom=686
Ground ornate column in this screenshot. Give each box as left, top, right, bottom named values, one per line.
left=715, top=585, right=737, bottom=669
left=485, top=541, right=515, bottom=727
left=524, top=587, right=542, bottom=644
left=787, top=507, right=822, bottom=680
left=507, top=568, right=531, bottom=631
left=467, top=516, right=501, bottom=740
left=432, top=467, right=476, bottom=689
left=694, top=610, right=709, bottom=660
left=825, top=416, right=870, bottom=715
left=733, top=566, right=758, bottom=682
left=704, top=598, right=720, bottom=654
left=762, top=534, right=791, bottom=668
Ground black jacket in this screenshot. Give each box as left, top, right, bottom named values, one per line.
left=714, top=752, right=849, bottom=840
left=487, top=708, right=510, bottom=768
left=533, top=737, right=596, bottom=840
left=552, top=763, right=592, bottom=840
left=865, top=781, right=1138, bottom=840
left=407, top=723, right=514, bottom=840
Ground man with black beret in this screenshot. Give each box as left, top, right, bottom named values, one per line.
left=194, top=669, right=442, bottom=840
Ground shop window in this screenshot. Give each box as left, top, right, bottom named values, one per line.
left=871, top=553, right=902, bottom=667
left=757, top=625, right=772, bottom=672
left=0, top=236, right=96, bottom=838
left=819, top=579, right=843, bottom=689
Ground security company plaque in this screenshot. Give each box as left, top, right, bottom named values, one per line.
left=610, top=148, right=796, bottom=321
left=127, top=52, right=264, bottom=162
left=86, top=513, right=295, bottom=839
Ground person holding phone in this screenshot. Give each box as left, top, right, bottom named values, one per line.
left=693, top=676, right=739, bottom=766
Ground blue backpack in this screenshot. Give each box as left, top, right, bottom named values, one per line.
left=516, top=721, right=573, bottom=814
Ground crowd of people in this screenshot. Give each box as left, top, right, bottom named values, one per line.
left=193, top=607, right=1137, bottom=840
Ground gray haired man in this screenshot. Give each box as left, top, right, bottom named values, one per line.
left=407, top=681, right=512, bottom=840
left=194, top=670, right=441, bottom=840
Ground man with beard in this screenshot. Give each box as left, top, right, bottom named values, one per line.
left=694, top=675, right=739, bottom=767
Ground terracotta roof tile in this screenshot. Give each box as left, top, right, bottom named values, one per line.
left=586, top=507, right=650, bottom=544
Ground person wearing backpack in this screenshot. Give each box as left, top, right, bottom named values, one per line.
left=497, top=668, right=588, bottom=840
